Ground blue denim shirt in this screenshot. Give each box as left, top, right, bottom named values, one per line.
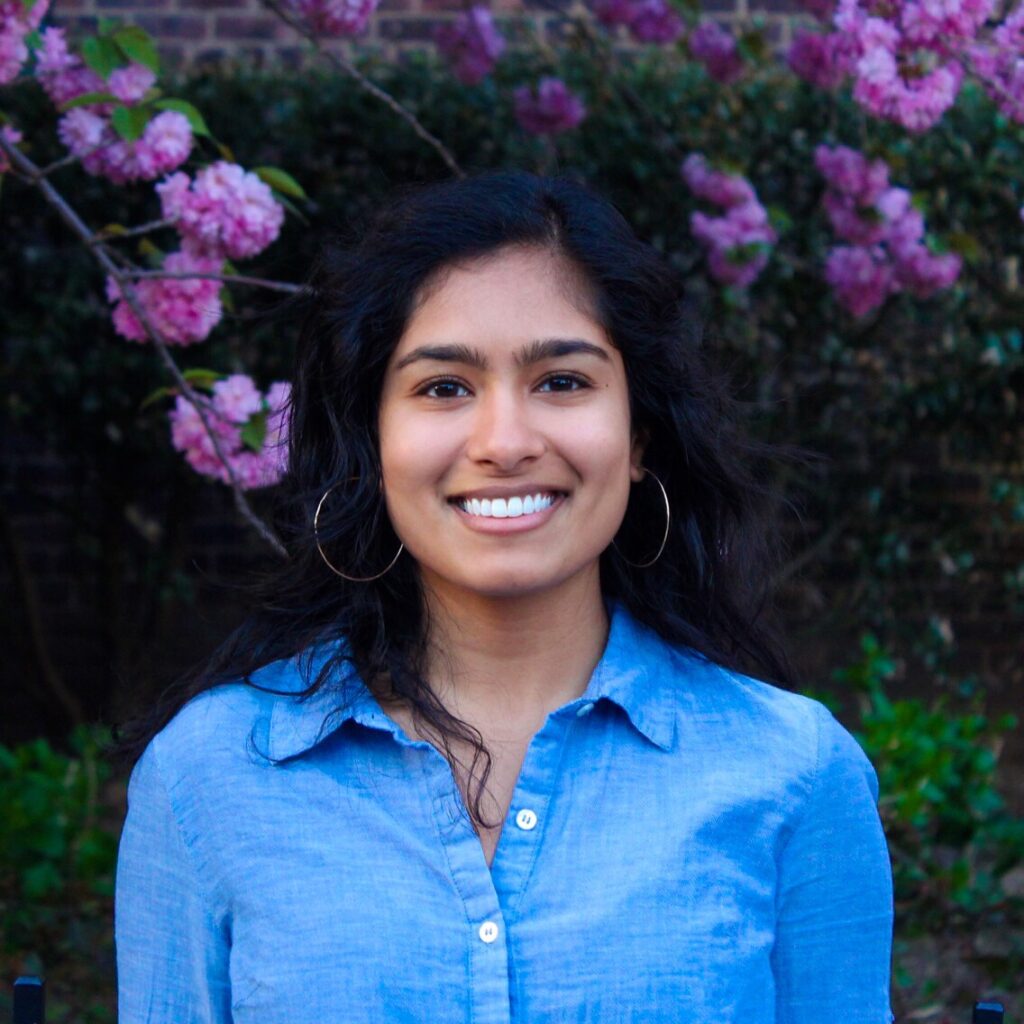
left=115, top=601, right=894, bottom=1023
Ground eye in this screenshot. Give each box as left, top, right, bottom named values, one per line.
left=538, top=373, right=590, bottom=393
left=416, top=377, right=471, bottom=399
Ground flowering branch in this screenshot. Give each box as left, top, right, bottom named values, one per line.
left=259, top=0, right=465, bottom=179
left=0, top=132, right=289, bottom=559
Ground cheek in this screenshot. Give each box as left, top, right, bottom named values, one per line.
left=378, top=411, right=458, bottom=502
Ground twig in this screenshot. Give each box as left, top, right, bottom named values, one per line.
left=94, top=217, right=176, bottom=241
left=0, top=133, right=288, bottom=559
left=260, top=0, right=465, bottom=179
left=126, top=269, right=307, bottom=294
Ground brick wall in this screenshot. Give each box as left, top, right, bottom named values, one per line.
left=48, top=0, right=804, bottom=70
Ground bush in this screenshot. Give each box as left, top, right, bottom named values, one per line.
left=0, top=725, right=117, bottom=1024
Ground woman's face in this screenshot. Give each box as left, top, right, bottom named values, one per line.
left=377, top=246, right=644, bottom=602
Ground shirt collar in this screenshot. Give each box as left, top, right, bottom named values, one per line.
left=265, top=600, right=684, bottom=762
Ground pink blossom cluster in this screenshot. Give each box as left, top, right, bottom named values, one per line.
left=157, top=162, right=285, bottom=261
left=169, top=375, right=291, bottom=489
left=433, top=6, right=505, bottom=86
left=786, top=28, right=851, bottom=89
left=0, top=123, right=22, bottom=174
left=591, top=0, right=684, bottom=44
left=816, top=144, right=961, bottom=316
left=288, top=0, right=379, bottom=36
left=787, top=0, right=1022, bottom=133
left=688, top=21, right=744, bottom=84
left=0, top=0, right=48, bottom=85
left=58, top=106, right=192, bottom=184
left=681, top=153, right=777, bottom=288
left=106, top=251, right=224, bottom=345
left=36, top=27, right=193, bottom=183
left=513, top=77, right=587, bottom=135
left=968, top=7, right=1024, bottom=122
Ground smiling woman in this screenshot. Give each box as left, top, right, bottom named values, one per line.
left=110, top=170, right=894, bottom=1024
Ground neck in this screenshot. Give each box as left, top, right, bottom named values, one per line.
left=419, top=566, right=610, bottom=734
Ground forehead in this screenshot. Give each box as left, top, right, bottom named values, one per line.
left=390, top=247, right=613, bottom=360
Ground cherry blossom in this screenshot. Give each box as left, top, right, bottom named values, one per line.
left=0, top=0, right=49, bottom=85
left=157, top=162, right=285, bottom=261
left=169, top=376, right=291, bottom=489
left=689, top=21, right=744, bottom=84
left=513, top=77, right=587, bottom=135
left=288, top=0, right=379, bottom=37
left=682, top=153, right=776, bottom=288
left=816, top=144, right=961, bottom=314
left=106, top=250, right=224, bottom=346
left=434, top=6, right=505, bottom=86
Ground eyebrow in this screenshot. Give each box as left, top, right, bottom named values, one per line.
left=393, top=338, right=611, bottom=372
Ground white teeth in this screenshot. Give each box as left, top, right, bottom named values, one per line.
left=456, top=492, right=559, bottom=518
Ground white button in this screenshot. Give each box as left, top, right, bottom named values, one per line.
left=515, top=808, right=538, bottom=830
left=478, top=920, right=499, bottom=943
left=576, top=702, right=594, bottom=717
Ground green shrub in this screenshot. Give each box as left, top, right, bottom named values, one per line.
left=833, top=634, right=1024, bottom=993
left=0, top=725, right=117, bottom=1023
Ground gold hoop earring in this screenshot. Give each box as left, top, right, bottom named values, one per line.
left=313, top=478, right=404, bottom=582
left=612, top=468, right=670, bottom=569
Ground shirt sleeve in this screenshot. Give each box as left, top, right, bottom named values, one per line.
left=115, top=739, right=233, bottom=1024
left=771, top=701, right=895, bottom=1024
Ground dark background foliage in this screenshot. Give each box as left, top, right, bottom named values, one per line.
left=1, top=45, right=1022, bottom=1022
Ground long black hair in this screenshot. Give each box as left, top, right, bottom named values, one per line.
left=111, top=169, right=805, bottom=833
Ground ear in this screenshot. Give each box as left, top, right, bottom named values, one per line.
left=629, top=425, right=649, bottom=484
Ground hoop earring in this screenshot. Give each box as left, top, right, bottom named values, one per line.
left=313, top=478, right=404, bottom=582
left=612, top=468, right=670, bottom=569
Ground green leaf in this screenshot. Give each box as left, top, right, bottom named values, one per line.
left=253, top=166, right=307, bottom=200
left=81, top=36, right=125, bottom=79
left=23, top=27, right=42, bottom=51
left=113, top=25, right=161, bottom=75
left=59, top=91, right=120, bottom=112
left=153, top=98, right=210, bottom=137
left=97, top=16, right=121, bottom=35
left=215, top=140, right=236, bottom=162
left=240, top=409, right=268, bottom=454
left=138, top=386, right=177, bottom=412
left=182, top=368, right=224, bottom=390
left=137, top=237, right=164, bottom=267
left=111, top=104, right=151, bottom=142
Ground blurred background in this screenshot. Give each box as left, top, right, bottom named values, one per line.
left=1, top=0, right=1022, bottom=1019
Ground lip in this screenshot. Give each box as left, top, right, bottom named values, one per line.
left=449, top=493, right=567, bottom=534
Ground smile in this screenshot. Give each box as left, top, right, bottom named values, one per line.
left=452, top=492, right=563, bottom=518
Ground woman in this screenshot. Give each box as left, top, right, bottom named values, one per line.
left=113, top=170, right=894, bottom=1023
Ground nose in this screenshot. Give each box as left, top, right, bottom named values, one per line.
left=465, top=386, right=546, bottom=470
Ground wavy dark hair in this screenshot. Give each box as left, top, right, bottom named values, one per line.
left=111, top=169, right=807, bottom=833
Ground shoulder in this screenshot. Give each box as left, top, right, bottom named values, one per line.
left=645, top=632, right=878, bottom=803
left=130, top=647, right=330, bottom=799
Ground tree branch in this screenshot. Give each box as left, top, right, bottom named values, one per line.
left=0, top=133, right=289, bottom=559
left=260, top=0, right=465, bottom=179
left=125, top=269, right=307, bottom=294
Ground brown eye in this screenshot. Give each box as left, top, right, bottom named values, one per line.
left=417, top=378, right=470, bottom=399
left=539, top=374, right=589, bottom=393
